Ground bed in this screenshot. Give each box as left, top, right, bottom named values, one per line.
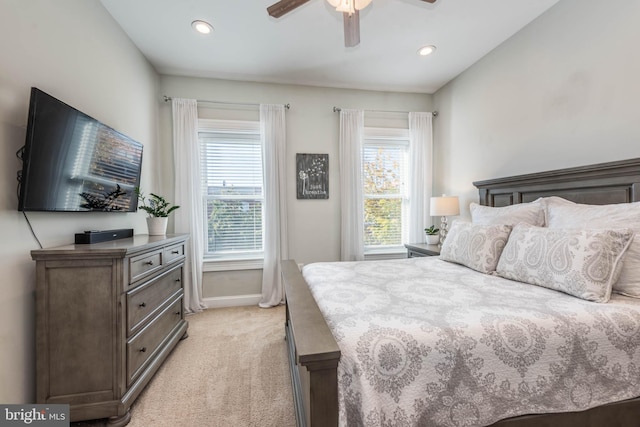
left=282, top=157, right=640, bottom=427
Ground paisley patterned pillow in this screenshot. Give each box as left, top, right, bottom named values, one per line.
left=470, top=200, right=545, bottom=227
left=496, top=223, right=634, bottom=303
left=543, top=197, right=640, bottom=298
left=440, top=222, right=512, bottom=274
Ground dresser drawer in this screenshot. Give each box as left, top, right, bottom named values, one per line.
left=408, top=250, right=427, bottom=257
left=127, top=296, right=183, bottom=385
left=129, top=250, right=163, bottom=283
left=127, top=265, right=183, bottom=335
left=163, top=243, right=185, bottom=265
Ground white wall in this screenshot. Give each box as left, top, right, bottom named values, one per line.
left=433, top=0, right=640, bottom=219
left=159, top=76, right=432, bottom=299
left=0, top=0, right=159, bottom=403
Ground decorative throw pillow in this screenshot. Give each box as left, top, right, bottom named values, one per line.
left=544, top=197, right=640, bottom=298
left=496, top=223, right=633, bottom=303
left=440, top=221, right=513, bottom=274
left=470, top=200, right=545, bottom=227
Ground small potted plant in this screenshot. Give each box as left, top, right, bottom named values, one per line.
left=135, top=188, right=180, bottom=236
left=425, top=225, right=440, bottom=245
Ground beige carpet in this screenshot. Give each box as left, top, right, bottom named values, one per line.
left=74, top=305, right=296, bottom=427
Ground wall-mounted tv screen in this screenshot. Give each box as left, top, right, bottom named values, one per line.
left=18, top=88, right=143, bottom=212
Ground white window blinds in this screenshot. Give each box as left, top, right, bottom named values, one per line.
left=199, top=120, right=263, bottom=258
left=362, top=129, right=409, bottom=251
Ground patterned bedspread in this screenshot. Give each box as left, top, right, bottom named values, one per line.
left=302, top=257, right=640, bottom=427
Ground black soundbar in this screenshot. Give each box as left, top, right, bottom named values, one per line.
left=75, top=228, right=134, bottom=244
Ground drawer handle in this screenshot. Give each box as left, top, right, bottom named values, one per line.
left=174, top=311, right=181, bottom=315
left=175, top=278, right=181, bottom=282
left=145, top=260, right=154, bottom=266
left=139, top=347, right=147, bottom=353
left=138, top=302, right=146, bottom=308
left=171, top=250, right=180, bottom=254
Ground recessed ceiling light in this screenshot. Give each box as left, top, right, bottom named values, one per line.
left=417, top=45, right=437, bottom=56
left=191, top=20, right=213, bottom=35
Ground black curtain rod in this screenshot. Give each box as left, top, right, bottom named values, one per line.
left=163, top=96, right=290, bottom=110
left=332, top=106, right=438, bottom=117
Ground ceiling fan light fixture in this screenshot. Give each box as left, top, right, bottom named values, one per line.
left=418, top=45, right=437, bottom=56
left=191, top=20, right=213, bottom=35
left=327, top=0, right=371, bottom=14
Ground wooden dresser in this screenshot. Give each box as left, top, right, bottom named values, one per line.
left=31, top=234, right=189, bottom=426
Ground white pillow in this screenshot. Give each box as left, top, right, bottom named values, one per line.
left=496, top=223, right=633, bottom=303
left=470, top=200, right=545, bottom=227
left=539, top=196, right=575, bottom=224
left=440, top=221, right=512, bottom=274
left=544, top=197, right=640, bottom=297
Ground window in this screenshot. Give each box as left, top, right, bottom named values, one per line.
left=199, top=119, right=263, bottom=263
left=362, top=128, right=410, bottom=253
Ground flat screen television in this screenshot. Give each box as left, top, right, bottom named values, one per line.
left=18, top=88, right=143, bottom=212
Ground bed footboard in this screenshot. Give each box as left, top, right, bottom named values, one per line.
left=282, top=260, right=341, bottom=427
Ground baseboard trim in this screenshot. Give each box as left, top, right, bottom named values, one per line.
left=203, top=294, right=262, bottom=308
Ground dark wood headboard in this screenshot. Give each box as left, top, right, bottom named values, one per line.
left=473, top=158, right=640, bottom=207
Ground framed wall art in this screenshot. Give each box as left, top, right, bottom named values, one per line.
left=296, top=153, right=328, bottom=199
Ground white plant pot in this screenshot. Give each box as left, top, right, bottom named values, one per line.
left=146, top=217, right=168, bottom=236
left=426, top=234, right=440, bottom=245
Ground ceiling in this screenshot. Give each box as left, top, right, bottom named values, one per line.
left=100, top=0, right=560, bottom=94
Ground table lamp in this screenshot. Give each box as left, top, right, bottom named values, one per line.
left=430, top=195, right=460, bottom=246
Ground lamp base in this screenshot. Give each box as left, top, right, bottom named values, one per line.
left=439, top=216, right=449, bottom=247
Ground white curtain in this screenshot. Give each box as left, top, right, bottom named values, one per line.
left=339, top=109, right=365, bottom=261
left=408, top=112, right=434, bottom=243
left=171, top=98, right=206, bottom=314
left=259, top=104, right=289, bottom=308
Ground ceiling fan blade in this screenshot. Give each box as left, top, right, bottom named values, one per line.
left=343, top=10, right=360, bottom=47
left=267, top=0, right=311, bottom=18
left=419, top=0, right=437, bottom=3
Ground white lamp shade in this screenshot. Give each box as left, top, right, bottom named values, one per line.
left=430, top=195, right=460, bottom=216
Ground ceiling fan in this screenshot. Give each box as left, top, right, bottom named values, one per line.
left=267, top=0, right=437, bottom=47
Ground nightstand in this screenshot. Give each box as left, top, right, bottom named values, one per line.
left=405, top=243, right=440, bottom=257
